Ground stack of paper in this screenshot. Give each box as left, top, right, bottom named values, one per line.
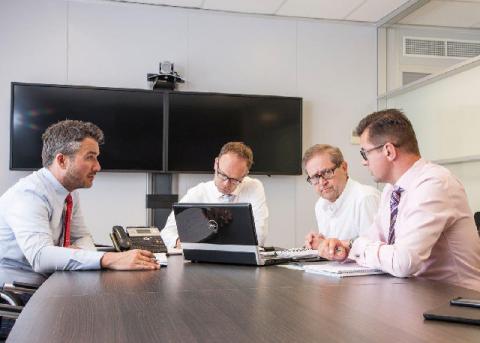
left=303, top=262, right=384, bottom=278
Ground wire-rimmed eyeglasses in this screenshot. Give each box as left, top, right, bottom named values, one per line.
left=360, top=144, right=386, bottom=161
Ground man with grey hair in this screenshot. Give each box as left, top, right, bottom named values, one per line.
left=303, top=144, right=380, bottom=249
left=0, top=120, right=160, bottom=287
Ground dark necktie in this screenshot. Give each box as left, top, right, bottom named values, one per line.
left=63, top=194, right=73, bottom=247
left=388, top=186, right=403, bottom=244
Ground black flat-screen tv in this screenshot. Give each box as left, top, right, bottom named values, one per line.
left=10, top=83, right=165, bottom=171
left=167, top=92, right=302, bottom=174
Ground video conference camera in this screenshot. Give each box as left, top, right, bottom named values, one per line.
left=147, top=61, right=185, bottom=90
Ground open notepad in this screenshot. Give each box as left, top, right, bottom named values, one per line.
left=303, top=262, right=384, bottom=278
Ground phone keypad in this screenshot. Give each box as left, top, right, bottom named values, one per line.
left=130, top=236, right=167, bottom=253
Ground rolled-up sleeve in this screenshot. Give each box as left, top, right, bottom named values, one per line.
left=161, top=187, right=201, bottom=249
left=250, top=180, right=269, bottom=246
left=161, top=211, right=179, bottom=249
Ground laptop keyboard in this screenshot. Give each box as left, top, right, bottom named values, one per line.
left=260, top=248, right=319, bottom=260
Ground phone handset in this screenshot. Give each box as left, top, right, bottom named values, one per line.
left=111, top=225, right=132, bottom=251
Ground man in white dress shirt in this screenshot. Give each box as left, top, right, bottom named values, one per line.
left=303, top=144, right=380, bottom=248
left=161, top=142, right=269, bottom=248
left=0, top=120, right=160, bottom=286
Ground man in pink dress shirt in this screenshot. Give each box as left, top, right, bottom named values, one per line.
left=318, top=109, right=480, bottom=290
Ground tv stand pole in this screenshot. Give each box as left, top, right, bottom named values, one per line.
left=146, top=173, right=178, bottom=229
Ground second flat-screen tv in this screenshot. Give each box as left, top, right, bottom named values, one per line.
left=10, top=83, right=302, bottom=175
left=11, top=83, right=164, bottom=171
left=167, top=92, right=302, bottom=174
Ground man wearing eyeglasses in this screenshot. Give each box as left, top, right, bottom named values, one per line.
left=303, top=144, right=380, bottom=249
left=317, top=109, right=480, bottom=290
left=161, top=142, right=268, bottom=248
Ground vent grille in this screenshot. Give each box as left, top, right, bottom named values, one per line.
left=405, top=38, right=444, bottom=56
left=447, top=41, right=480, bottom=58
left=404, top=37, right=480, bottom=58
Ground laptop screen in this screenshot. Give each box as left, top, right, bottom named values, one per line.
left=173, top=203, right=258, bottom=246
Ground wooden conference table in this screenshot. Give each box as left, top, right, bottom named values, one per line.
left=7, top=256, right=480, bottom=342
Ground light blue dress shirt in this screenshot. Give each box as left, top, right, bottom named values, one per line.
left=0, top=168, right=104, bottom=278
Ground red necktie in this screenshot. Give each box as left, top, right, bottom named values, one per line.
left=63, top=194, right=73, bottom=247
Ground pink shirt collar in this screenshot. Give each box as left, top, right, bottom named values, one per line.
left=393, top=158, right=426, bottom=191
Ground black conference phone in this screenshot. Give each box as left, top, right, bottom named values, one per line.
left=110, top=226, right=167, bottom=253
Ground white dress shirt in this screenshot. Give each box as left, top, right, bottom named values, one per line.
left=315, top=178, right=380, bottom=240
left=0, top=168, right=104, bottom=276
left=349, top=159, right=480, bottom=290
left=161, top=176, right=269, bottom=248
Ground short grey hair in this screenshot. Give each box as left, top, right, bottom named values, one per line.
left=302, top=144, right=344, bottom=170
left=41, top=120, right=104, bottom=167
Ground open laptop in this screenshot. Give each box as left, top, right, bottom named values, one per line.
left=173, top=203, right=320, bottom=266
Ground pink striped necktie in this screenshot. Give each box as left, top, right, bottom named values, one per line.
left=388, top=186, right=403, bottom=244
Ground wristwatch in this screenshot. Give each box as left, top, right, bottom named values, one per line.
left=348, top=237, right=357, bottom=250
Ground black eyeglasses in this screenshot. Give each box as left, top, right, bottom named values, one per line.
left=360, top=144, right=386, bottom=161
left=215, top=162, right=245, bottom=186
left=306, top=165, right=340, bottom=186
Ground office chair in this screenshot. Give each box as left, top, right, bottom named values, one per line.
left=0, top=290, right=22, bottom=317
left=0, top=282, right=39, bottom=341
left=474, top=212, right=480, bottom=235
left=0, top=290, right=23, bottom=341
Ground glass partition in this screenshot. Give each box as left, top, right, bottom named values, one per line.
left=377, top=0, right=480, bottom=210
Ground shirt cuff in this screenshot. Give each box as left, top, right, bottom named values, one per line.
left=348, top=237, right=383, bottom=268
left=76, top=251, right=105, bottom=270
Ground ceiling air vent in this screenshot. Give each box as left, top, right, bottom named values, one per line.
left=404, top=37, right=480, bottom=59
left=404, top=37, right=445, bottom=57
left=447, top=40, right=480, bottom=58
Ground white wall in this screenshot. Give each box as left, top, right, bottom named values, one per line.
left=0, top=0, right=377, bottom=246
left=383, top=61, right=480, bottom=212
left=386, top=62, right=480, bottom=162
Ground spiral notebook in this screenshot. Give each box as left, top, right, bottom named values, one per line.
left=303, top=262, right=384, bottom=278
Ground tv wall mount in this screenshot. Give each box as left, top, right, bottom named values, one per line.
left=147, top=61, right=185, bottom=90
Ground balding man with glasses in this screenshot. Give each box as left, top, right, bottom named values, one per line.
left=303, top=144, right=380, bottom=250
left=161, top=142, right=268, bottom=248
